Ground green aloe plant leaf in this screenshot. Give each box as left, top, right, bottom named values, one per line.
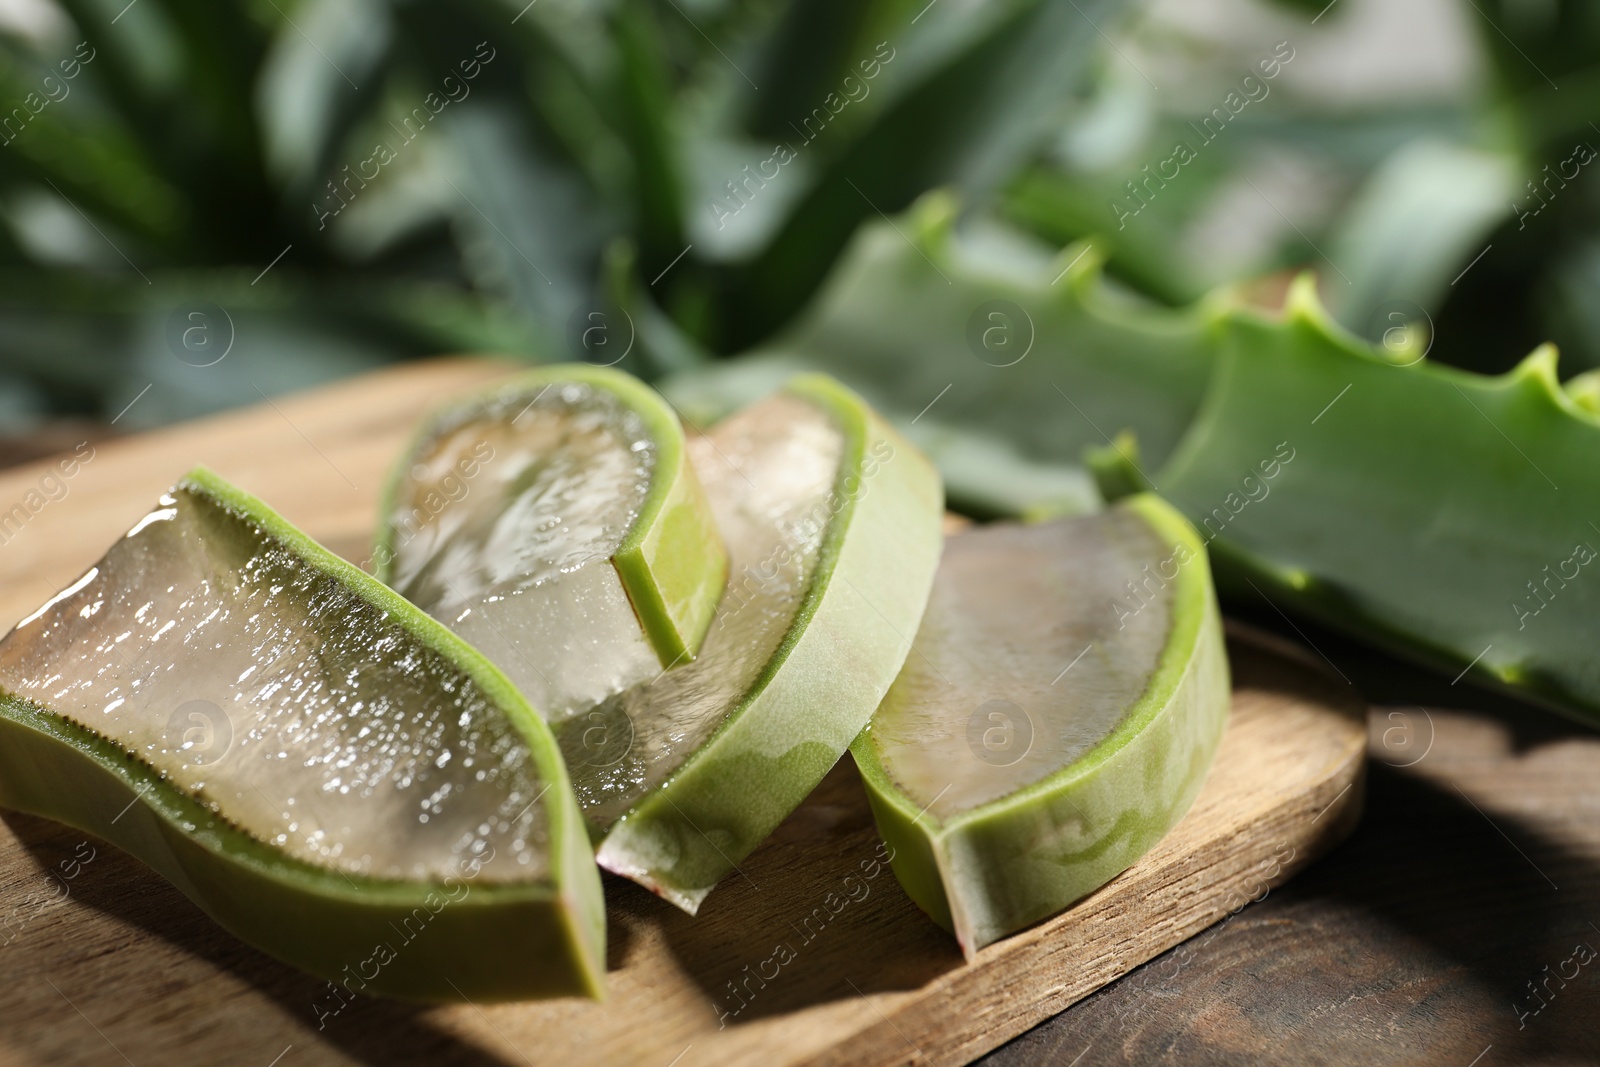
left=716, top=0, right=1130, bottom=348
left=1155, top=275, right=1600, bottom=724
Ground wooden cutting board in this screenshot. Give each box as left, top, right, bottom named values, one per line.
left=0, top=360, right=1366, bottom=1067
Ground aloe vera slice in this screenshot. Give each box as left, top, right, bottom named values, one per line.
left=852, top=495, right=1229, bottom=955
left=376, top=365, right=727, bottom=722
left=589, top=375, right=944, bottom=912
left=0, top=468, right=604, bottom=1002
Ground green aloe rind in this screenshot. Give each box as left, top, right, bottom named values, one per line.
left=595, top=375, right=945, bottom=913
left=374, top=363, right=727, bottom=669
left=852, top=494, right=1229, bottom=954
left=0, top=467, right=605, bottom=1002
left=1157, top=275, right=1600, bottom=724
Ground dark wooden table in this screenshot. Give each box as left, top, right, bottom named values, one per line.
left=979, top=606, right=1600, bottom=1066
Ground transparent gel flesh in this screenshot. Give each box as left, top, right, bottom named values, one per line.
left=386, top=381, right=659, bottom=722
left=561, top=394, right=842, bottom=829
left=867, top=512, right=1174, bottom=823
left=0, top=485, right=550, bottom=884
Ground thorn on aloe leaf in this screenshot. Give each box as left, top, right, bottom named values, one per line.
left=1084, top=429, right=1149, bottom=504
left=1565, top=369, right=1600, bottom=416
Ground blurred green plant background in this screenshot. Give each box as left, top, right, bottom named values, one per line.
left=0, top=0, right=1591, bottom=434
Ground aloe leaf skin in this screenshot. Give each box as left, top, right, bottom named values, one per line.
left=852, top=495, right=1229, bottom=955
left=0, top=468, right=605, bottom=1003
left=595, top=375, right=944, bottom=913
left=1158, top=276, right=1600, bottom=725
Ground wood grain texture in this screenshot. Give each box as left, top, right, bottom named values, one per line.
left=977, top=629, right=1600, bottom=1067
left=0, top=361, right=1367, bottom=1067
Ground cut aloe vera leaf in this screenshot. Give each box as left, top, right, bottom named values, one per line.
left=852, top=494, right=1229, bottom=955
left=1155, top=276, right=1600, bottom=725
left=0, top=468, right=604, bottom=1002
left=375, top=365, right=727, bottom=723
left=588, top=375, right=944, bottom=913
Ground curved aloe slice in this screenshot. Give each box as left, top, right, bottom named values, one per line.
left=852, top=494, right=1229, bottom=955
left=0, top=468, right=604, bottom=1002
left=375, top=364, right=727, bottom=722
left=589, top=375, right=944, bottom=913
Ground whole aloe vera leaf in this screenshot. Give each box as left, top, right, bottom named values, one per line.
left=0, top=468, right=605, bottom=1002
left=1156, top=275, right=1600, bottom=722
left=665, top=194, right=1218, bottom=517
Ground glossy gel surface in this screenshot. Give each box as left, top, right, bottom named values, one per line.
left=867, top=512, right=1174, bottom=822
left=564, top=393, right=842, bottom=829
left=386, top=381, right=659, bottom=722
left=0, top=485, right=550, bottom=883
